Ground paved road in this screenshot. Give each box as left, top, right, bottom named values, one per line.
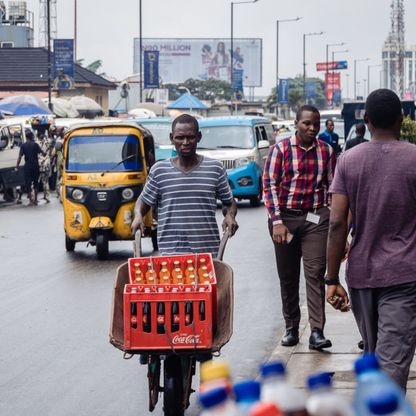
left=0, top=198, right=295, bottom=415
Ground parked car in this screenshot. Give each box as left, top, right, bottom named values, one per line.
left=197, top=116, right=275, bottom=206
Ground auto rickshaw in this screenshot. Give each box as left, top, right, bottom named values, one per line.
left=62, top=123, right=157, bottom=259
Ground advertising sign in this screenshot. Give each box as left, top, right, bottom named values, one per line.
left=144, top=50, right=160, bottom=89
left=316, top=61, right=348, bottom=72
left=277, top=79, right=289, bottom=104
left=325, top=73, right=341, bottom=103
left=53, top=39, right=74, bottom=79
left=134, top=38, right=262, bottom=87
left=306, top=81, right=316, bottom=100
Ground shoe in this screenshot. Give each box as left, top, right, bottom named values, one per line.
left=358, top=340, right=364, bottom=350
left=45, top=198, right=50, bottom=203
left=281, top=329, right=299, bottom=347
left=309, top=329, right=332, bottom=350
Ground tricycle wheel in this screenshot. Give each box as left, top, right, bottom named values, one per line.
left=147, top=355, right=161, bottom=412
left=65, top=235, right=76, bottom=252
left=96, top=233, right=109, bottom=260
left=163, top=355, right=190, bottom=416
left=151, top=228, right=158, bottom=252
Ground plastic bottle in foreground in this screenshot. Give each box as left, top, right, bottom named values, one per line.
left=354, top=354, right=413, bottom=416
left=200, top=360, right=232, bottom=394
left=366, top=390, right=410, bottom=416
left=199, top=386, right=240, bottom=416
left=260, top=361, right=307, bottom=416
left=234, top=379, right=261, bottom=415
left=250, top=403, right=282, bottom=416
left=306, top=372, right=354, bottom=416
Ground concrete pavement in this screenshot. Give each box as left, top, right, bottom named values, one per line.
left=268, top=273, right=416, bottom=406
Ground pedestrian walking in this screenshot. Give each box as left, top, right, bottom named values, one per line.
left=37, top=132, right=52, bottom=203
left=263, top=105, right=335, bottom=350
left=319, top=119, right=340, bottom=155
left=344, top=123, right=368, bottom=151
left=52, top=128, right=65, bottom=199
left=15, top=129, right=45, bottom=205
left=131, top=113, right=238, bottom=256
left=326, top=89, right=416, bottom=391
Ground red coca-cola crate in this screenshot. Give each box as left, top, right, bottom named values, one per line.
left=123, top=283, right=213, bottom=351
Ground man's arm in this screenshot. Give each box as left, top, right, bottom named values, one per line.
left=221, top=200, right=238, bottom=237
left=131, top=197, right=152, bottom=236
left=326, top=193, right=351, bottom=311
left=15, top=147, right=23, bottom=169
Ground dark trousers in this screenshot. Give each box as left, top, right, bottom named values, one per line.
left=349, top=281, right=416, bottom=391
left=268, top=207, right=329, bottom=331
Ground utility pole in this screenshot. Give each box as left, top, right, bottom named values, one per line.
left=47, top=0, right=52, bottom=111
left=139, top=0, right=143, bottom=103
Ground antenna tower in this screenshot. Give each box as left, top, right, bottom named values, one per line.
left=39, top=0, right=57, bottom=48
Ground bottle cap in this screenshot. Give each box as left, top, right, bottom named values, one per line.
left=199, top=387, right=228, bottom=409
left=249, top=402, right=282, bottom=416
left=354, top=353, right=380, bottom=375
left=307, top=372, right=332, bottom=390
left=234, top=380, right=261, bottom=402
left=367, top=391, right=399, bottom=415
left=200, top=360, right=230, bottom=383
left=260, top=361, right=285, bottom=378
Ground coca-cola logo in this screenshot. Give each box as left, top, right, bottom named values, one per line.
left=172, top=334, right=201, bottom=345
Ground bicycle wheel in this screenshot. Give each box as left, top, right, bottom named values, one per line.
left=147, top=355, right=161, bottom=412
left=163, top=355, right=193, bottom=416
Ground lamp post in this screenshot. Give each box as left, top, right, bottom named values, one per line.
left=275, top=16, right=301, bottom=116
left=230, top=0, right=259, bottom=115
left=74, top=0, right=77, bottom=62
left=325, top=42, right=345, bottom=107
left=47, top=0, right=52, bottom=111
left=330, top=49, right=349, bottom=102
left=354, top=58, right=370, bottom=99
left=303, top=31, right=324, bottom=102
left=367, top=64, right=381, bottom=95
left=139, top=0, right=143, bottom=103
left=346, top=73, right=350, bottom=100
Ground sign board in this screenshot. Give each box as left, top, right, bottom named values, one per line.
left=232, top=68, right=244, bottom=98
left=154, top=88, right=169, bottom=106
left=325, top=73, right=341, bottom=103
left=144, top=50, right=160, bottom=89
left=134, top=38, right=262, bottom=87
left=306, top=81, right=316, bottom=100
left=53, top=39, right=74, bottom=79
left=316, top=61, right=348, bottom=72
left=277, top=79, right=289, bottom=104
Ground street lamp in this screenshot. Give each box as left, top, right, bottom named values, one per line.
left=47, top=0, right=52, bottom=111
left=325, top=42, right=345, bottom=107
left=230, top=0, right=259, bottom=115
left=367, top=64, right=381, bottom=95
left=354, top=58, right=370, bottom=99
left=276, top=17, right=302, bottom=114
left=303, top=31, right=324, bottom=102
left=139, top=0, right=143, bottom=103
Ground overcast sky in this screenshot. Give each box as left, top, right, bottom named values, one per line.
left=24, top=0, right=416, bottom=97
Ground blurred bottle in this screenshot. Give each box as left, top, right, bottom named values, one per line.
left=142, top=301, right=151, bottom=332
left=156, top=302, right=165, bottom=334
left=186, top=273, right=197, bottom=285
left=199, top=300, right=206, bottom=321
left=172, top=261, right=183, bottom=284
left=185, top=259, right=195, bottom=279
left=306, top=372, right=353, bottom=416
left=234, top=380, right=261, bottom=415
left=260, top=361, right=307, bottom=416
left=159, top=261, right=171, bottom=284
left=185, top=301, right=193, bottom=326
left=199, top=386, right=239, bottom=416
left=134, top=268, right=144, bottom=284
left=250, top=403, right=282, bottom=416
left=198, top=258, right=207, bottom=276
left=145, top=262, right=157, bottom=285
left=200, top=360, right=233, bottom=394
left=199, top=266, right=209, bottom=283
left=366, top=390, right=409, bottom=416
left=354, top=354, right=413, bottom=416
left=171, top=288, right=180, bottom=332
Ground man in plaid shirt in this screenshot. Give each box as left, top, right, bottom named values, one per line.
left=263, top=104, right=335, bottom=350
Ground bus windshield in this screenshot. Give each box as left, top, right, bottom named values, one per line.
left=142, top=124, right=171, bottom=146
left=66, top=134, right=143, bottom=172
left=199, top=126, right=254, bottom=149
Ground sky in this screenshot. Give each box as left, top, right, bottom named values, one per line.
left=24, top=0, right=416, bottom=98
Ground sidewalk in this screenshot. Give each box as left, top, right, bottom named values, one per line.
left=268, top=283, right=416, bottom=404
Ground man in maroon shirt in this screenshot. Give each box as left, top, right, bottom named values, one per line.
left=263, top=105, right=335, bottom=349
left=327, top=89, right=416, bottom=390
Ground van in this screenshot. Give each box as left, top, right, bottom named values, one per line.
left=197, top=116, right=275, bottom=206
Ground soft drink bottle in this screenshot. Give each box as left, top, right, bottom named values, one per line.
left=260, top=361, right=307, bottom=416
left=199, top=386, right=240, bottom=416
left=130, top=286, right=138, bottom=329
left=171, top=288, right=180, bottom=332
left=250, top=403, right=282, bottom=416
left=234, top=380, right=261, bottom=415
left=156, top=302, right=165, bottom=334
left=145, top=262, right=157, bottom=285
left=353, top=354, right=413, bottom=416
left=185, top=259, right=195, bottom=278
left=134, top=268, right=144, bottom=284
left=185, top=301, right=193, bottom=326
left=159, top=261, right=171, bottom=284
left=142, top=301, right=151, bottom=333
left=199, top=300, right=206, bottom=321
left=172, top=261, right=183, bottom=284
left=186, top=273, right=197, bottom=285
left=199, top=266, right=209, bottom=283
left=198, top=258, right=207, bottom=275
left=306, top=372, right=353, bottom=416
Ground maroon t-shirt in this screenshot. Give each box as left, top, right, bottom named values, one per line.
left=330, top=140, right=416, bottom=289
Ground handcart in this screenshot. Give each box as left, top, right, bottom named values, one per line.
left=109, top=231, right=234, bottom=415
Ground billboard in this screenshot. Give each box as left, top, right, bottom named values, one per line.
left=316, top=61, right=348, bottom=71
left=144, top=50, right=160, bottom=89
left=325, top=73, right=341, bottom=103
left=134, top=38, right=262, bottom=87
left=277, top=79, right=289, bottom=104
left=53, top=39, right=74, bottom=78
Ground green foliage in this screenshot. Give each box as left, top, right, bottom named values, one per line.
left=266, top=76, right=326, bottom=112
left=164, top=79, right=232, bottom=103
left=76, top=59, right=107, bottom=77
left=401, top=116, right=416, bottom=144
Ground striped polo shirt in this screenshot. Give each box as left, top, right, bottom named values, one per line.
left=139, top=156, right=234, bottom=255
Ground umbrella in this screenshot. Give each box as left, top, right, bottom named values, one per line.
left=69, top=96, right=104, bottom=118
left=42, top=97, right=79, bottom=118
left=128, top=108, right=157, bottom=118
left=0, top=94, right=52, bottom=116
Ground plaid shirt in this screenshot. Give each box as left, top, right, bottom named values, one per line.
left=263, top=135, right=335, bottom=225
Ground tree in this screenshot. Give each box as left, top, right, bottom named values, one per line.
left=266, top=76, right=326, bottom=113
left=401, top=115, right=416, bottom=144
left=76, top=59, right=107, bottom=77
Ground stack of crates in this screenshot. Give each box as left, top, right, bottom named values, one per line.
left=123, top=253, right=216, bottom=351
